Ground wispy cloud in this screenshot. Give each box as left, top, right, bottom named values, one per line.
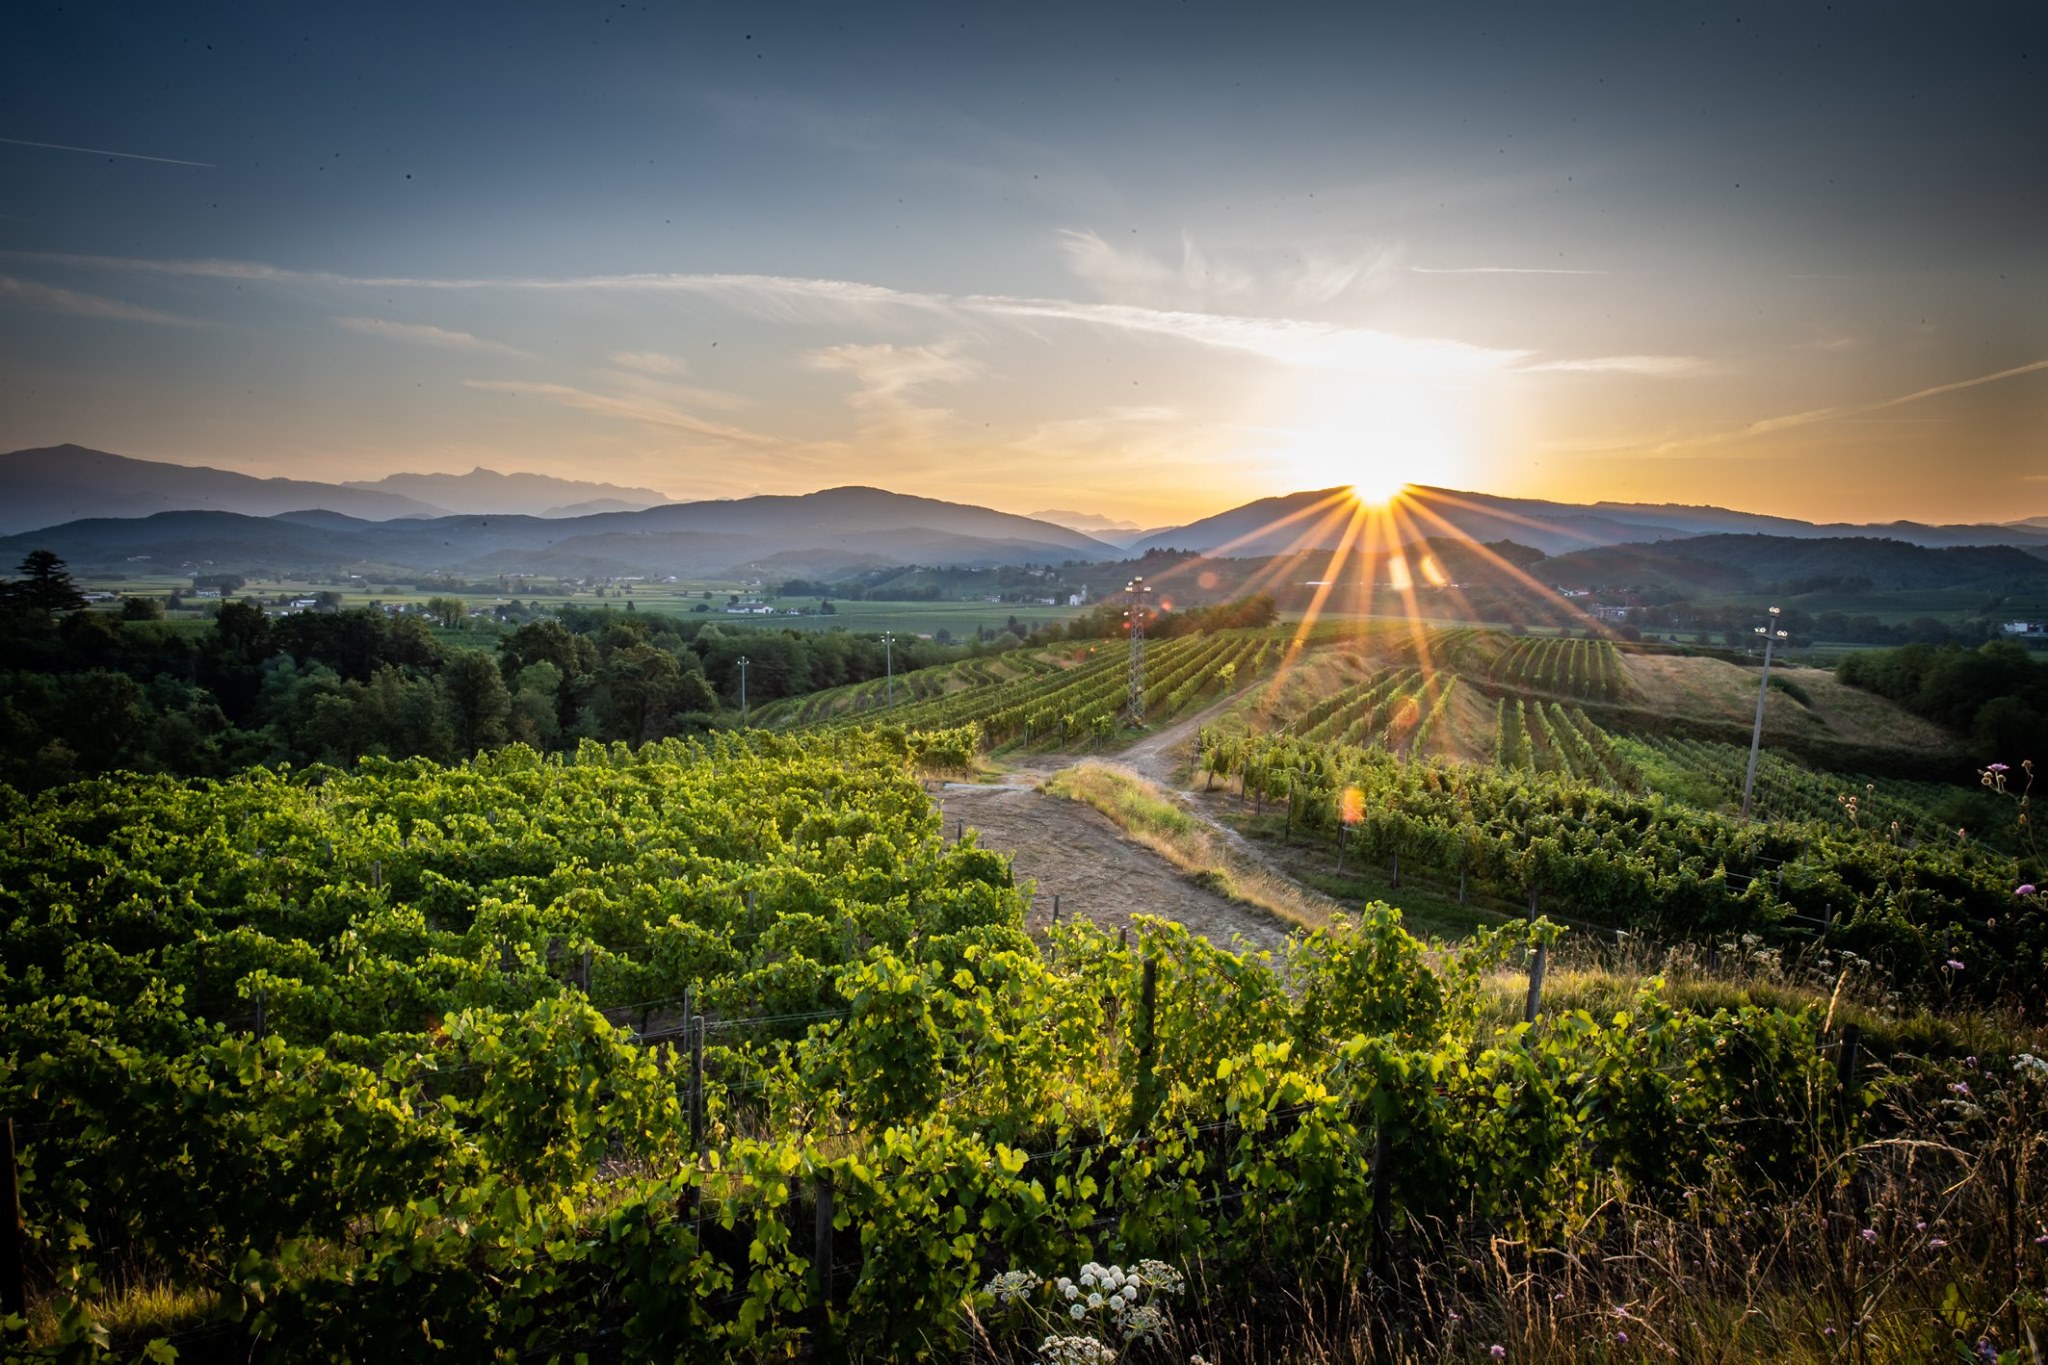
left=6, top=252, right=946, bottom=325
left=809, top=342, right=979, bottom=445
left=336, top=316, right=523, bottom=354
left=1521, top=354, right=1709, bottom=376
left=0, top=135, right=213, bottom=168
left=1410, top=265, right=1607, bottom=275
left=1655, top=357, right=2048, bottom=454
left=1057, top=229, right=1399, bottom=310
left=609, top=350, right=691, bottom=375
left=464, top=379, right=775, bottom=446
left=967, top=294, right=1521, bottom=377
left=20, top=248, right=1686, bottom=384
left=0, top=274, right=199, bottom=325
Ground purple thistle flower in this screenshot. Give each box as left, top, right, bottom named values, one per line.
left=1615, top=1331, right=1629, bottom=1345
left=1977, top=1339, right=1997, bottom=1364
left=2017, top=884, right=2038, bottom=897
left=1946, top=958, right=1967, bottom=972
left=1988, top=763, right=2010, bottom=773
left=1860, top=1227, right=1878, bottom=1243
left=1931, top=1237, right=1950, bottom=1248
left=1950, top=1081, right=1973, bottom=1097
left=1491, top=1347, right=1507, bottom=1361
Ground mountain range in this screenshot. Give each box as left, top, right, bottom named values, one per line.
left=3, top=445, right=2047, bottom=587
left=340, top=468, right=673, bottom=517
left=1132, top=487, right=2048, bottom=557
left=0, top=464, right=1116, bottom=580
left=0, top=446, right=675, bottom=533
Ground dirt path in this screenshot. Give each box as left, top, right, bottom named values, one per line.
left=1116, top=694, right=1239, bottom=787
left=936, top=780, right=1288, bottom=952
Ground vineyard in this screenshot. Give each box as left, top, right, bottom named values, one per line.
left=6, top=729, right=2038, bottom=1360
left=765, top=628, right=1286, bottom=750
left=3, top=608, right=2042, bottom=1360
left=1194, top=728, right=2044, bottom=1001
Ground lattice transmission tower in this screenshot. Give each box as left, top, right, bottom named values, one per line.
left=1124, top=576, right=1152, bottom=724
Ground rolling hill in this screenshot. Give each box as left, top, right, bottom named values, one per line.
left=0, top=486, right=1116, bottom=580
left=1134, top=486, right=2048, bottom=557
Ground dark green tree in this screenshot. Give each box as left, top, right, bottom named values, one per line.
left=441, top=649, right=512, bottom=753
left=6, top=550, right=88, bottom=612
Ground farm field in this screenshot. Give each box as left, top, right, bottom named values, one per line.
left=77, top=573, right=1086, bottom=640
left=4, top=615, right=2041, bottom=1360
left=7, top=714, right=2042, bottom=1360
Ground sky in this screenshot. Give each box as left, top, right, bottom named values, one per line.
left=2, top=0, right=2044, bottom=528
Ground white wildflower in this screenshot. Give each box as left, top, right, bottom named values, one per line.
left=1039, top=1334, right=1117, bottom=1365
left=1088, top=1292, right=1105, bottom=1309
left=1137, top=1259, right=1187, bottom=1294
left=1069, top=1302, right=1086, bottom=1321
left=983, top=1269, right=1042, bottom=1305
left=1122, top=1302, right=1166, bottom=1341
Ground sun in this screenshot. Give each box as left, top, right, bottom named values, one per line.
left=1262, top=377, right=1473, bottom=503
left=1350, top=472, right=1409, bottom=506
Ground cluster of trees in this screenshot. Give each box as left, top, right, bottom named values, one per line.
left=1630, top=600, right=2018, bottom=648
left=1058, top=592, right=1278, bottom=641
left=1836, top=640, right=2047, bottom=759
left=0, top=555, right=1039, bottom=789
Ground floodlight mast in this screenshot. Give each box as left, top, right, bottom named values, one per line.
left=1739, top=607, right=1789, bottom=821
left=1125, top=577, right=1153, bottom=725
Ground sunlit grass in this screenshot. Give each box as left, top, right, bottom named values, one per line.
left=1042, top=761, right=1337, bottom=930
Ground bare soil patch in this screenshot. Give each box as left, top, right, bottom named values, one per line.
left=936, top=777, right=1288, bottom=953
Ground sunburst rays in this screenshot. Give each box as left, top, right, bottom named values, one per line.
left=1129, top=484, right=1606, bottom=728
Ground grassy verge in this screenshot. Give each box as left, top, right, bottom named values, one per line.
left=1041, top=761, right=1336, bottom=930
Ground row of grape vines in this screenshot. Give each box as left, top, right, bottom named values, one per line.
left=1622, top=734, right=1989, bottom=846
left=754, top=650, right=1064, bottom=727
left=1, top=730, right=1891, bottom=1359
left=1495, top=696, right=1642, bottom=790
left=1488, top=635, right=1635, bottom=703
left=1194, top=729, right=2041, bottom=1000
left=792, top=628, right=1282, bottom=748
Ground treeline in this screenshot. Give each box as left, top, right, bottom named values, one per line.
left=1836, top=640, right=2048, bottom=758
left=1059, top=592, right=1279, bottom=641
left=0, top=591, right=1006, bottom=790
left=1634, top=601, right=2018, bottom=648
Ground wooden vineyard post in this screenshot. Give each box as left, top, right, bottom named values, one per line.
left=1457, top=863, right=1467, bottom=906
left=1523, top=890, right=1546, bottom=1026
left=1130, top=957, right=1160, bottom=1133
left=253, top=989, right=267, bottom=1040
left=1334, top=821, right=1347, bottom=875
left=2, top=1117, right=24, bottom=1322
left=1050, top=894, right=1061, bottom=926
left=1836, top=1023, right=1862, bottom=1120
left=690, top=1013, right=707, bottom=1161
left=1836, top=1022, right=1865, bottom=1217
left=1368, top=1122, right=1392, bottom=1281
left=1390, top=850, right=1400, bottom=888
left=811, top=1172, right=840, bottom=1362
left=580, top=948, right=593, bottom=997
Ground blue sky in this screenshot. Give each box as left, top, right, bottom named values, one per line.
left=2, top=0, right=2043, bottom=524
